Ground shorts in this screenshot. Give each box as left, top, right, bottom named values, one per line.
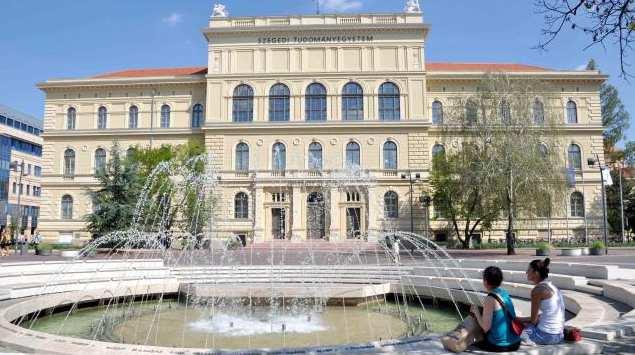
left=522, top=324, right=563, bottom=345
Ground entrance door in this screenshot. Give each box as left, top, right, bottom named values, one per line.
left=346, top=208, right=361, bottom=239
left=307, top=192, right=326, bottom=239
left=272, top=208, right=286, bottom=239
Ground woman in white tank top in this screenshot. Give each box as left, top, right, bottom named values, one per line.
left=517, top=258, right=565, bottom=345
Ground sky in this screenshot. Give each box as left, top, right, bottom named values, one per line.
left=0, top=0, right=633, bottom=144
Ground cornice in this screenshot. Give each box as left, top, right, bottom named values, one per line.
left=426, top=72, right=607, bottom=82
left=205, top=71, right=426, bottom=80
left=42, top=128, right=204, bottom=138
left=38, top=76, right=207, bottom=91
left=203, top=23, right=429, bottom=38
left=202, top=120, right=431, bottom=132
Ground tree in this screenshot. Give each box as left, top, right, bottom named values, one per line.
left=606, top=168, right=635, bottom=237
left=430, top=145, right=500, bottom=249
left=85, top=143, right=143, bottom=238
left=585, top=59, right=631, bottom=156
left=536, top=0, right=635, bottom=77
left=436, top=74, right=568, bottom=254
left=129, top=139, right=211, bottom=243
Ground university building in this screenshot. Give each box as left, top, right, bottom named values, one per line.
left=0, top=104, right=43, bottom=236
left=37, top=4, right=606, bottom=244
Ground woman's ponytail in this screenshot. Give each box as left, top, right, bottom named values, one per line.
left=529, top=258, right=551, bottom=280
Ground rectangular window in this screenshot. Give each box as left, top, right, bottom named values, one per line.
left=34, top=166, right=41, bottom=177
left=0, top=115, right=5, bottom=124
left=26, top=185, right=30, bottom=195
left=27, top=164, right=31, bottom=175
left=19, top=184, right=23, bottom=194
left=12, top=182, right=16, bottom=194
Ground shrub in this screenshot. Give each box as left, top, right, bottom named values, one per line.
left=38, top=243, right=53, bottom=252
left=536, top=242, right=551, bottom=252
left=591, top=240, right=606, bottom=250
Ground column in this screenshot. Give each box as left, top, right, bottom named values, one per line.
left=367, top=186, right=380, bottom=241
left=329, top=188, right=341, bottom=241
left=253, top=186, right=265, bottom=242
left=291, top=186, right=305, bottom=241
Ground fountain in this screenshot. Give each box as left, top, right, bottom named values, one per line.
left=10, top=154, right=478, bottom=353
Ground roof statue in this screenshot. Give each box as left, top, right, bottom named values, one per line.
left=405, top=0, right=421, bottom=13
left=212, top=3, right=228, bottom=18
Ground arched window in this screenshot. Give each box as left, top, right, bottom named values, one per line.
left=533, top=99, right=545, bottom=125
left=233, top=84, right=254, bottom=122
left=570, top=192, right=585, bottom=217
left=432, top=144, right=446, bottom=158
left=94, top=148, right=107, bottom=174
left=384, top=191, right=399, bottom=218
left=383, top=141, right=398, bottom=170
left=63, top=149, right=75, bottom=177
left=567, top=100, right=578, bottom=124
left=269, top=84, right=290, bottom=122
left=66, top=108, right=76, bottom=130
left=568, top=144, right=582, bottom=170
left=129, top=105, right=138, bottom=129
left=160, top=105, right=171, bottom=128
left=61, top=195, right=73, bottom=220
left=500, top=99, right=511, bottom=124
left=346, top=142, right=360, bottom=168
left=235, top=143, right=249, bottom=171
left=465, top=100, right=478, bottom=125
left=234, top=192, right=249, bottom=219
left=308, top=142, right=323, bottom=170
left=272, top=142, right=286, bottom=171
left=378, top=82, right=400, bottom=121
left=306, top=83, right=327, bottom=121
left=432, top=100, right=443, bottom=124
left=192, top=104, right=204, bottom=128
left=342, top=82, right=363, bottom=121
left=97, top=106, right=108, bottom=129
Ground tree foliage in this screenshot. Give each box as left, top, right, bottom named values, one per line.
left=430, top=146, right=500, bottom=249
left=536, top=0, right=635, bottom=77
left=586, top=60, right=631, bottom=155
left=432, top=74, right=568, bottom=254
left=85, top=143, right=143, bottom=237
left=606, top=169, right=635, bottom=237
left=85, top=139, right=212, bottom=242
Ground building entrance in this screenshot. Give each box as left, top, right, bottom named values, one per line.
left=307, top=192, right=326, bottom=239
left=272, top=208, right=286, bottom=239
left=346, top=208, right=362, bottom=239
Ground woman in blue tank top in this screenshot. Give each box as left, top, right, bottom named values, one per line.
left=470, top=266, right=521, bottom=352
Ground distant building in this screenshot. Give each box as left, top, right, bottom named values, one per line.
left=0, top=104, right=43, bottom=236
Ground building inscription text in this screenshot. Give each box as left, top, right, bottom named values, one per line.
left=257, top=35, right=374, bottom=44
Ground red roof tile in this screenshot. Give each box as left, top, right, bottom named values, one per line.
left=426, top=62, right=550, bottom=72
left=90, top=62, right=553, bottom=79
left=93, top=66, right=208, bottom=79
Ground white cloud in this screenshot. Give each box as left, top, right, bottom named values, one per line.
left=320, top=0, right=363, bottom=12
left=162, top=13, right=183, bottom=27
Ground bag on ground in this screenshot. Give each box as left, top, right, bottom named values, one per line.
left=441, top=316, right=484, bottom=353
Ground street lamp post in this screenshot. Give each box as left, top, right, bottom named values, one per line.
left=588, top=155, right=609, bottom=255
left=401, top=171, right=421, bottom=233
left=420, top=194, right=432, bottom=238
left=619, top=160, right=626, bottom=244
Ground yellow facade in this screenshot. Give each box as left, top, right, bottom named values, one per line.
left=37, top=11, right=606, bottom=244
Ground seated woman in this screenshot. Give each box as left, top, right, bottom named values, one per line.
left=517, top=258, right=565, bottom=345
left=470, top=266, right=521, bottom=352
